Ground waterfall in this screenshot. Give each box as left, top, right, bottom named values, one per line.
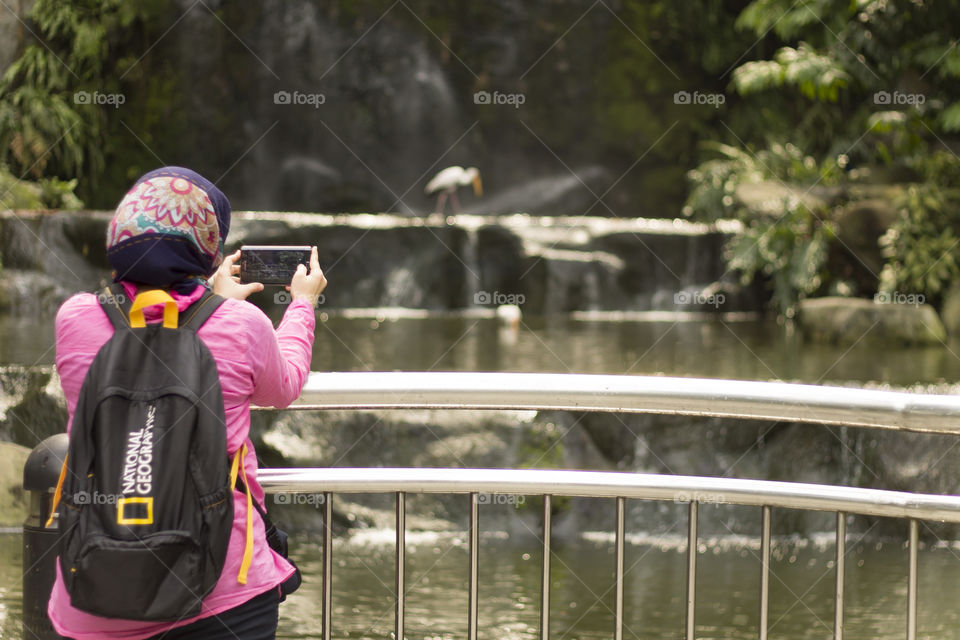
left=1, top=210, right=759, bottom=315
left=462, top=226, right=482, bottom=307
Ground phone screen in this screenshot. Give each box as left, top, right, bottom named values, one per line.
left=239, top=246, right=311, bottom=285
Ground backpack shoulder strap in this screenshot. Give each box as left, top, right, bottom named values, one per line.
left=98, top=283, right=132, bottom=330
left=180, top=289, right=227, bottom=331
left=229, top=443, right=255, bottom=584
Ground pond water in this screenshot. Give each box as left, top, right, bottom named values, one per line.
left=309, top=312, right=960, bottom=385
left=7, top=311, right=956, bottom=386
left=4, top=527, right=960, bottom=640
left=2, top=311, right=960, bottom=638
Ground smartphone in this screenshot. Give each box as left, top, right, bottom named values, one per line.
left=239, top=245, right=311, bottom=285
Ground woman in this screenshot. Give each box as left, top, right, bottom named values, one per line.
left=48, top=166, right=326, bottom=639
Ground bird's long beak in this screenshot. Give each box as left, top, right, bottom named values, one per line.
left=473, top=174, right=483, bottom=197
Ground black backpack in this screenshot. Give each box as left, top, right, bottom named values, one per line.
left=48, top=283, right=239, bottom=621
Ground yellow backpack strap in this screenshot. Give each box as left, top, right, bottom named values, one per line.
left=45, top=452, right=69, bottom=528
left=230, top=443, right=254, bottom=585
left=129, top=290, right=178, bottom=329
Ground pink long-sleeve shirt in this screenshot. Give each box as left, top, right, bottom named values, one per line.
left=48, top=282, right=315, bottom=639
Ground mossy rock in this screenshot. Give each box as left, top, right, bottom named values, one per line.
left=828, top=198, right=898, bottom=295
left=733, top=181, right=834, bottom=217
left=798, top=297, right=947, bottom=346
left=943, top=285, right=960, bottom=338
left=0, top=168, right=82, bottom=210
left=0, top=441, right=30, bottom=527
left=0, top=366, right=68, bottom=448
left=0, top=269, right=69, bottom=314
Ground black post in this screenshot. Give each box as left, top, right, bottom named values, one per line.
left=22, top=433, right=68, bottom=640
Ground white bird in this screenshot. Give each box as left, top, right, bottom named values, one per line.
left=496, top=303, right=522, bottom=346
left=425, top=166, right=483, bottom=213
left=496, top=303, right=522, bottom=328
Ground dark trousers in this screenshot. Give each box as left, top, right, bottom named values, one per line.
left=146, top=588, right=280, bottom=640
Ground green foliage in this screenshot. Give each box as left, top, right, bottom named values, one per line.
left=513, top=418, right=570, bottom=515
left=729, top=0, right=960, bottom=157
left=0, top=165, right=82, bottom=209
left=914, top=150, right=960, bottom=189
left=685, top=141, right=844, bottom=220
left=0, top=49, right=87, bottom=178
left=685, top=142, right=843, bottom=314
left=734, top=44, right=849, bottom=101
left=878, top=185, right=960, bottom=306
left=685, top=0, right=960, bottom=314
left=940, top=101, right=960, bottom=133
left=735, top=0, right=833, bottom=41
left=0, top=0, right=166, bottom=191
left=517, top=419, right=565, bottom=470
left=684, top=143, right=763, bottom=221
left=728, top=202, right=834, bottom=315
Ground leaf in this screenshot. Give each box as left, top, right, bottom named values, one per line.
left=940, top=101, right=960, bottom=132
left=866, top=110, right=908, bottom=133
left=915, top=40, right=960, bottom=79
left=732, top=60, right=785, bottom=95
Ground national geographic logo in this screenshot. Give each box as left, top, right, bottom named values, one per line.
left=117, top=404, right=156, bottom=525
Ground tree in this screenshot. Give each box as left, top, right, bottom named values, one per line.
left=686, top=0, right=960, bottom=313
left=0, top=0, right=167, bottom=199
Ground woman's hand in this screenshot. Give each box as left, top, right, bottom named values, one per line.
left=211, top=250, right=264, bottom=300
left=288, top=246, right=327, bottom=305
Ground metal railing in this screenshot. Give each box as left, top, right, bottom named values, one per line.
left=281, top=371, right=960, bottom=434
left=255, top=372, right=960, bottom=640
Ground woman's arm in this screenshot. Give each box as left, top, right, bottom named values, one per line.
left=55, top=294, right=113, bottom=423
left=246, top=300, right=316, bottom=408
left=247, top=247, right=326, bottom=407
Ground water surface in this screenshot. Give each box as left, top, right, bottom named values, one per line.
left=3, top=312, right=960, bottom=638
left=6, top=528, right=956, bottom=640
left=7, top=312, right=959, bottom=387
left=310, top=313, right=960, bottom=386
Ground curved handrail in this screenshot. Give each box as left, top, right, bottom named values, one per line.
left=257, top=467, right=960, bottom=523
left=273, top=371, right=960, bottom=435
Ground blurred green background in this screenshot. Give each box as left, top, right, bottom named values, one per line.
left=1, top=0, right=959, bottom=316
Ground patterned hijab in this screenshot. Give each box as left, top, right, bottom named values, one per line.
left=106, top=167, right=231, bottom=292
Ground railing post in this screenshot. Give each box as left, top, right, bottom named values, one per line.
left=759, top=505, right=771, bottom=640
left=396, top=491, right=406, bottom=640
left=468, top=493, right=479, bottom=640
left=907, top=519, right=918, bottom=640
left=686, top=501, right=697, bottom=640
left=615, top=496, right=625, bottom=640
left=541, top=494, right=552, bottom=640
left=835, top=511, right=845, bottom=640
left=323, top=492, right=333, bottom=640
left=253, top=465, right=960, bottom=640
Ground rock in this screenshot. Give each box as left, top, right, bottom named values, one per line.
left=0, top=210, right=760, bottom=315
left=846, top=165, right=921, bottom=185
left=0, top=366, right=68, bottom=448
left=0, top=270, right=72, bottom=315
left=255, top=408, right=537, bottom=470
left=798, top=296, right=947, bottom=345
left=843, top=182, right=909, bottom=202
left=462, top=167, right=613, bottom=216
left=517, top=247, right=626, bottom=312
left=0, top=0, right=35, bottom=81
left=828, top=198, right=899, bottom=295
left=0, top=441, right=31, bottom=527
left=942, top=285, right=960, bottom=338
left=253, top=408, right=542, bottom=529
left=0, top=211, right=112, bottom=295
left=734, top=181, right=834, bottom=217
